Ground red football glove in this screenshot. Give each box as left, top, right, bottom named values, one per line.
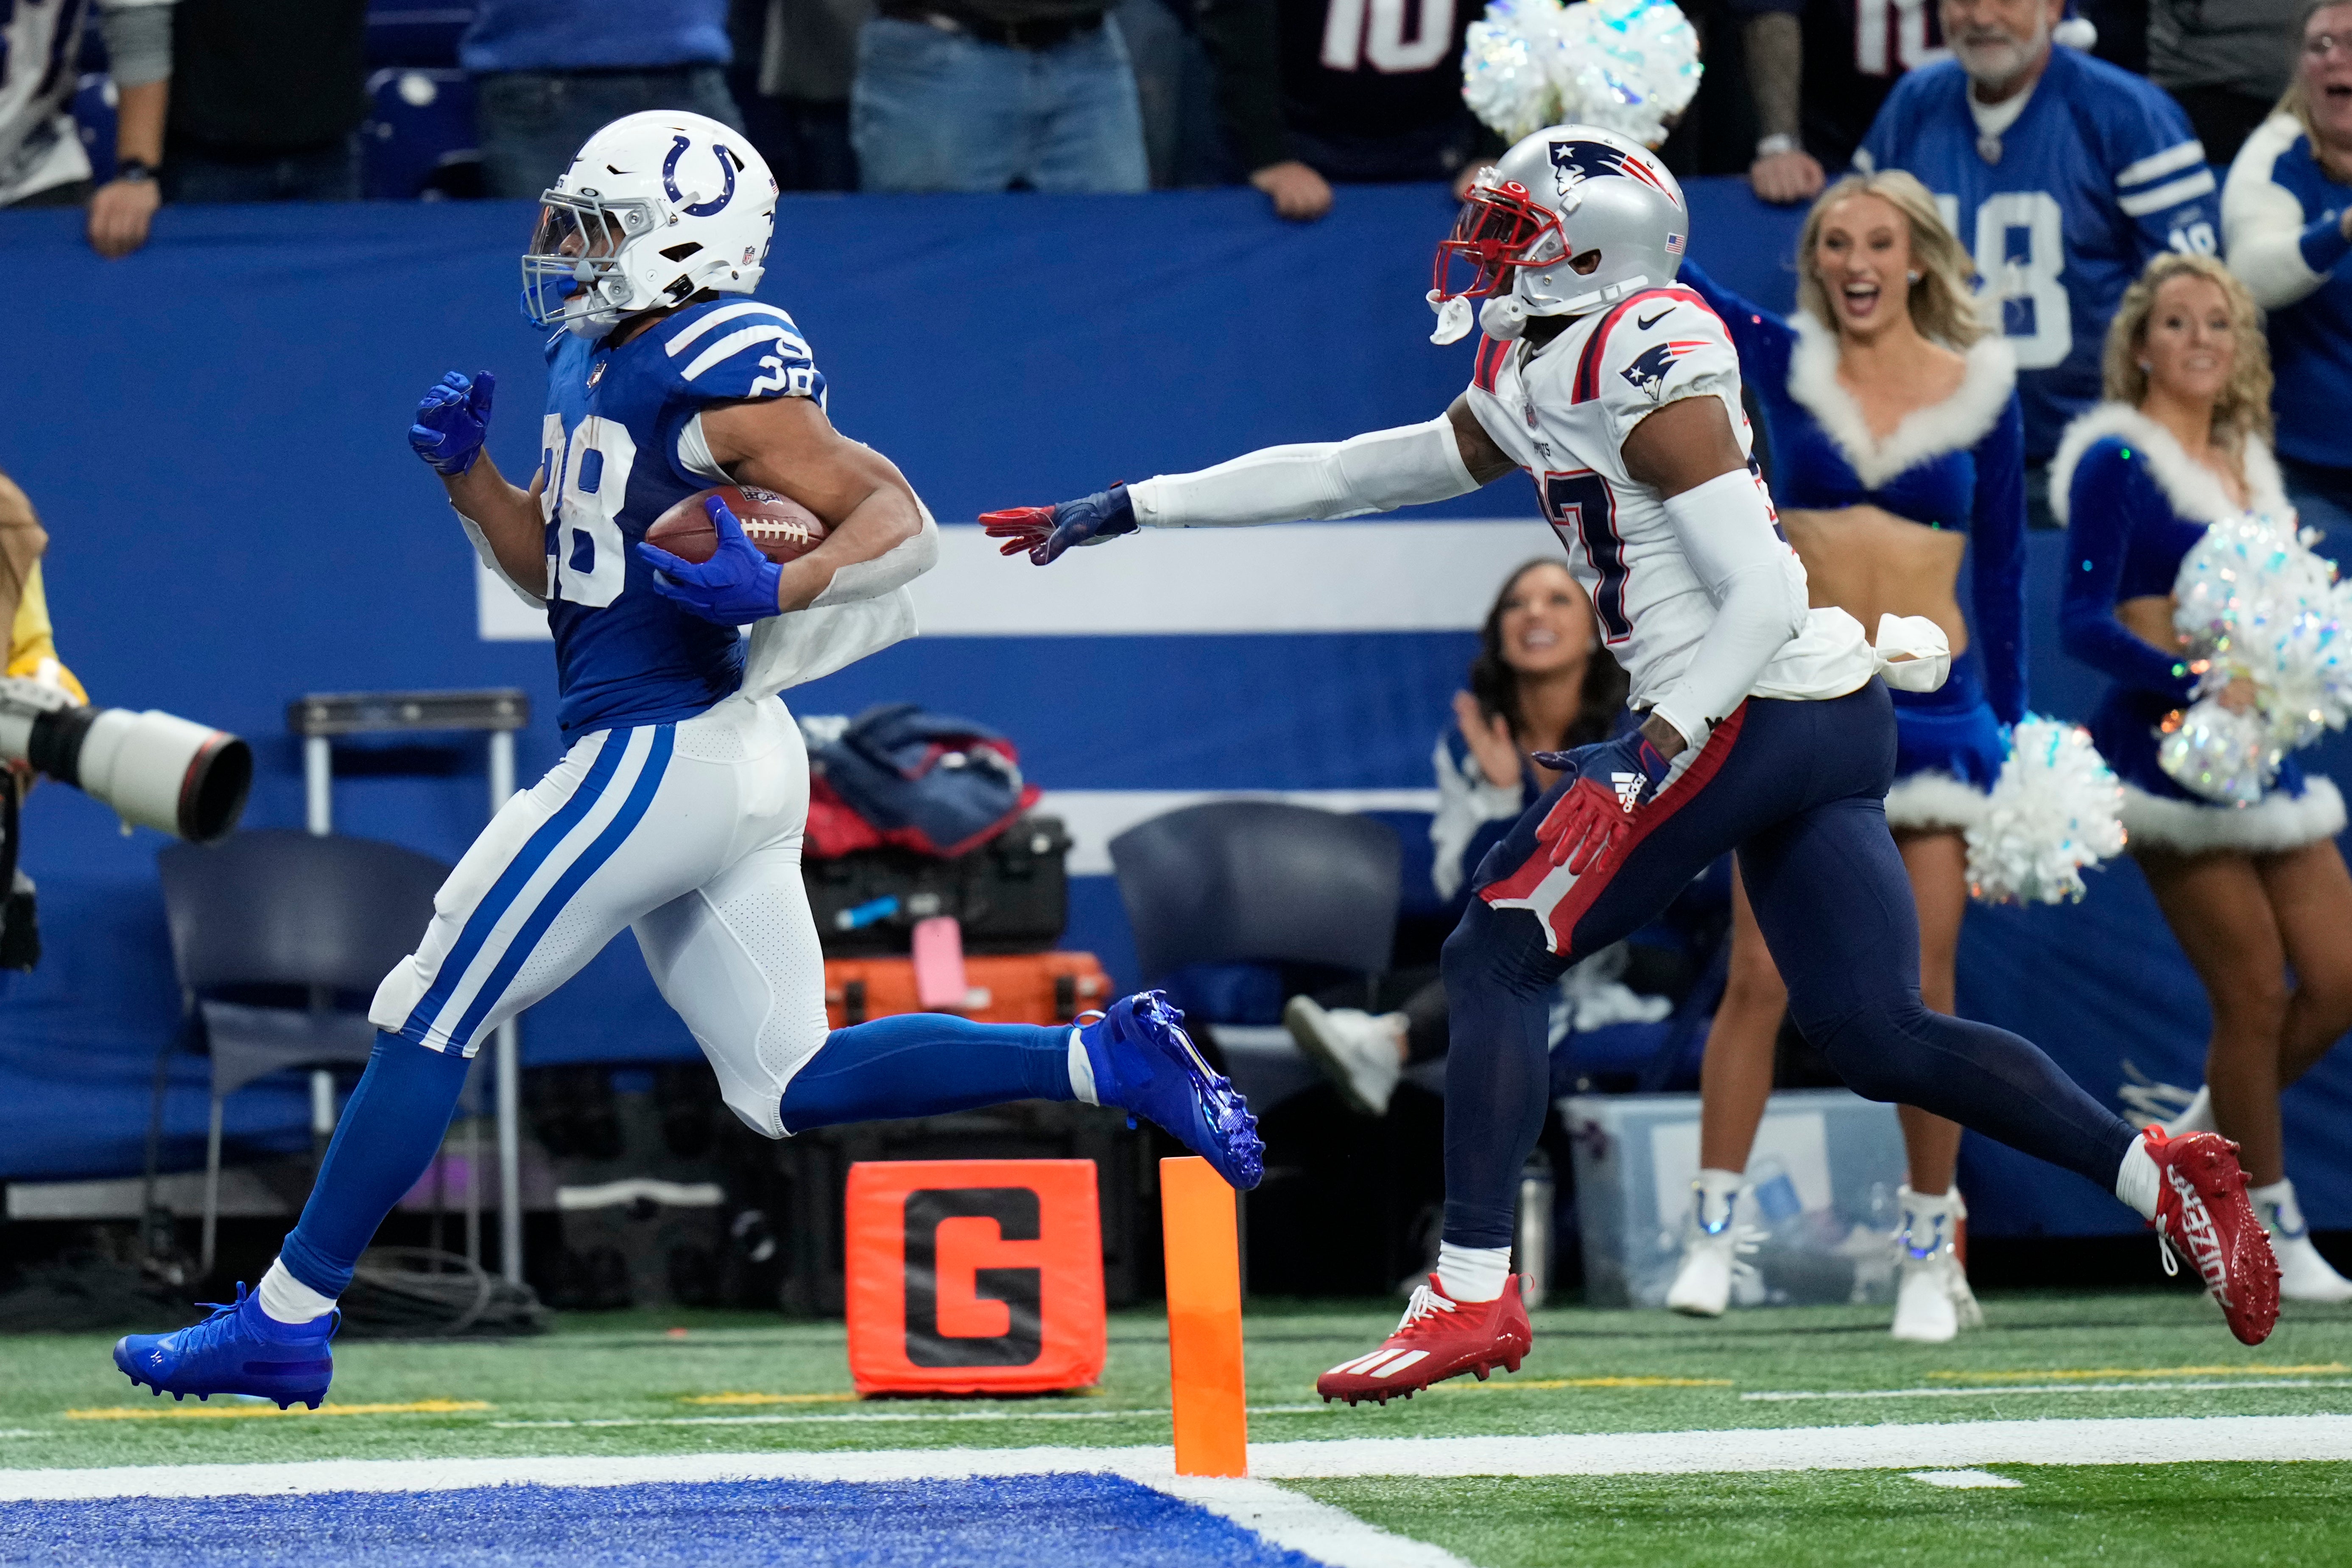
left=1531, top=732, right=1673, bottom=874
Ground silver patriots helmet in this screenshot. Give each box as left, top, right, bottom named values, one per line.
left=1429, top=124, right=1689, bottom=345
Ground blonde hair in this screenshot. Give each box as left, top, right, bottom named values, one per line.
left=1794, top=170, right=1988, bottom=349
left=2101, top=253, right=2274, bottom=447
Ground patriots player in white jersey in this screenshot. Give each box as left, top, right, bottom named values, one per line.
left=111, top=111, right=1260, bottom=1411
left=985, top=123, right=2279, bottom=1399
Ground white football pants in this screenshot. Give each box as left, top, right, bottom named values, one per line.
left=368, top=693, right=830, bottom=1138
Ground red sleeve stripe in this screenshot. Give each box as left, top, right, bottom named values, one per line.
left=1472, top=333, right=1510, bottom=394
left=1569, top=285, right=1714, bottom=404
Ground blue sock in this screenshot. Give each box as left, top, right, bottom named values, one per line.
left=277, top=1032, right=472, bottom=1300
left=779, top=1015, right=1076, bottom=1132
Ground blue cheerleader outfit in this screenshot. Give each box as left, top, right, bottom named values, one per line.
left=2054, top=404, right=2347, bottom=852
left=1682, top=263, right=2029, bottom=831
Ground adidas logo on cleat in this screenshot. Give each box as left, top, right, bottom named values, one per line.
left=1611, top=771, right=1644, bottom=812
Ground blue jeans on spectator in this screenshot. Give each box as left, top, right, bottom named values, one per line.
left=162, top=135, right=363, bottom=204
left=476, top=66, right=744, bottom=199
left=2282, top=455, right=2352, bottom=573
left=851, top=14, right=1149, bottom=193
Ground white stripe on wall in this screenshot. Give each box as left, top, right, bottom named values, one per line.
left=478, top=519, right=1552, bottom=642
left=1037, top=788, right=1439, bottom=876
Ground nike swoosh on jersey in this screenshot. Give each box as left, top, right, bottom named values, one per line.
left=1635, top=309, right=1673, bottom=330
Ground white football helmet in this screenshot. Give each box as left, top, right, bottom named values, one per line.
left=1429, top=124, right=1689, bottom=345
left=522, top=110, right=779, bottom=339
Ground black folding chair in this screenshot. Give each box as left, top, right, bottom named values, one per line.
left=156, top=829, right=449, bottom=1272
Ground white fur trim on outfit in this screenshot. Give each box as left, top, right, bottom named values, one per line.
left=1784, top=314, right=2017, bottom=489
left=2121, top=775, right=2346, bottom=853
left=1884, top=770, right=1989, bottom=831
left=2047, top=403, right=2289, bottom=528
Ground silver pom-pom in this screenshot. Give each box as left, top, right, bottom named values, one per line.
left=2160, top=509, right=2352, bottom=803
left=1966, top=718, right=2127, bottom=906
left=1461, top=0, right=1701, bottom=149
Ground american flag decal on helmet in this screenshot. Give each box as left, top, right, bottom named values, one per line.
left=1665, top=232, right=1686, bottom=255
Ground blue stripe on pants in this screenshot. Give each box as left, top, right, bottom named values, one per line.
left=402, top=729, right=628, bottom=1043
left=441, top=726, right=677, bottom=1050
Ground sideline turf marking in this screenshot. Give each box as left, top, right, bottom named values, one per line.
left=1930, top=1363, right=2346, bottom=1382
left=678, top=1392, right=861, bottom=1406
left=66, top=1400, right=492, bottom=1422
left=1744, top=1379, right=2352, bottom=1402
left=1907, top=1470, right=2023, bottom=1489
left=1431, top=1377, right=1731, bottom=1392
left=9, top=1416, right=2352, bottom=1498
left=1156, top=1475, right=1472, bottom=1568
left=494, top=1403, right=1342, bottom=1431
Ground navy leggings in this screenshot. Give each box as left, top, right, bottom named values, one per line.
left=1440, top=680, right=2139, bottom=1249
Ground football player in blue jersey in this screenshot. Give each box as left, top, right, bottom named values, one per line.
left=1856, top=0, right=2218, bottom=465
left=109, top=110, right=1260, bottom=1411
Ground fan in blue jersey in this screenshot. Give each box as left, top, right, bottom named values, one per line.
left=109, top=110, right=1260, bottom=1412
left=1855, top=0, right=2218, bottom=463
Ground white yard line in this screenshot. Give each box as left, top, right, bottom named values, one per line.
left=6, top=1416, right=2351, bottom=1501
left=490, top=1403, right=1338, bottom=1431
left=1152, top=1476, right=1475, bottom=1568
left=1906, top=1470, right=2023, bottom=1489
left=1744, top=1379, right=2352, bottom=1402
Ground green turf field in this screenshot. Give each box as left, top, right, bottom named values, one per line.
left=11, top=1287, right=2352, bottom=1563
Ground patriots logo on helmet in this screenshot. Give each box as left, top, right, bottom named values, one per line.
left=1621, top=339, right=1709, bottom=402
left=1548, top=139, right=1679, bottom=202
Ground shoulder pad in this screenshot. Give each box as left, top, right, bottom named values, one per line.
left=656, top=300, right=826, bottom=403
left=1571, top=287, right=1735, bottom=409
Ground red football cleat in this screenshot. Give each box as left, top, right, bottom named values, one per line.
left=2145, top=1127, right=2280, bottom=1346
left=1317, top=1275, right=1532, bottom=1406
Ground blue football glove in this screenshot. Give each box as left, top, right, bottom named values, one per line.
left=978, top=484, right=1138, bottom=566
left=637, top=494, right=784, bottom=625
left=1528, top=731, right=1675, bottom=875
left=409, top=370, right=495, bottom=476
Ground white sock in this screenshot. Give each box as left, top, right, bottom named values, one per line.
left=2115, top=1135, right=2160, bottom=1221
left=1693, top=1168, right=1743, bottom=1232
left=257, top=1258, right=337, bottom=1324
left=2251, top=1178, right=2305, bottom=1237
left=1066, top=1026, right=1098, bottom=1106
left=1436, top=1241, right=1511, bottom=1303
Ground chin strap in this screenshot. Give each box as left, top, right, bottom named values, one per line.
left=1479, top=294, right=1530, bottom=341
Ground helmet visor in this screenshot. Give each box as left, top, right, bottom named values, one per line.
left=1432, top=182, right=1562, bottom=303
left=520, top=194, right=654, bottom=327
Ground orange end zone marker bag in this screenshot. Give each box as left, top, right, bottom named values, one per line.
left=845, top=1158, right=1106, bottom=1396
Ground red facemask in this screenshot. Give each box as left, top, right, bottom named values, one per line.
left=1432, top=181, right=1564, bottom=303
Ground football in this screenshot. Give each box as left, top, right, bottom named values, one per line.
left=644, top=484, right=827, bottom=565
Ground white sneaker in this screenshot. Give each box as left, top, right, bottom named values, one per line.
left=1283, top=996, right=1404, bottom=1117
left=2254, top=1179, right=2352, bottom=1303
left=2162, top=1084, right=2217, bottom=1139
left=1891, top=1186, right=1982, bottom=1344
left=1666, top=1184, right=1757, bottom=1317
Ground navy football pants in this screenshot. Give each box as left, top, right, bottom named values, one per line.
left=1440, top=680, right=2138, bottom=1249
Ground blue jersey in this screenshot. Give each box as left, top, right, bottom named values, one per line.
left=1858, top=47, right=2216, bottom=459
left=2223, top=116, right=2352, bottom=469
left=537, top=297, right=827, bottom=741
left=461, top=0, right=731, bottom=73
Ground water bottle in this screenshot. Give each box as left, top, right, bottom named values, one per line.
left=1514, top=1151, right=1556, bottom=1308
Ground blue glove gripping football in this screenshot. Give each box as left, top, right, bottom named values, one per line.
left=977, top=484, right=1138, bottom=565
left=409, top=370, right=495, bottom=476
left=637, top=494, right=785, bottom=625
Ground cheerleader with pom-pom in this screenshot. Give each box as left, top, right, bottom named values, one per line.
left=2057, top=252, right=2352, bottom=1304
left=1665, top=170, right=2064, bottom=1343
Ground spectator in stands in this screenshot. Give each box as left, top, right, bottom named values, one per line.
left=850, top=0, right=1148, bottom=193
left=2054, top=252, right=2352, bottom=1303
left=2150, top=0, right=2300, bottom=167
left=2223, top=0, right=2352, bottom=559
left=2, top=468, right=89, bottom=976
left=0, top=0, right=172, bottom=258
left=162, top=0, right=368, bottom=205
left=1195, top=0, right=1492, bottom=222
left=1282, top=560, right=1632, bottom=1116
left=1729, top=0, right=1937, bottom=205
left=1856, top=0, right=2217, bottom=505
left=467, top=0, right=744, bottom=200
left=729, top=0, right=867, bottom=191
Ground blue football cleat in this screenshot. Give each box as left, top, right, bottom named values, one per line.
left=113, top=1283, right=338, bottom=1410
left=1081, top=990, right=1263, bottom=1190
